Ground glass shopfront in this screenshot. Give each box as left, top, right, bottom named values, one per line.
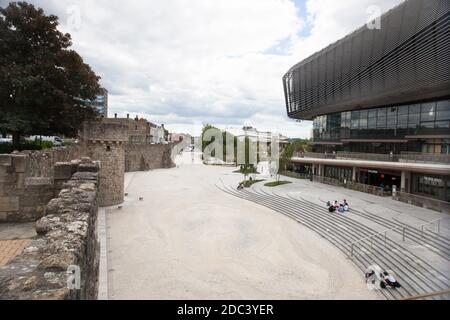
left=411, top=173, right=450, bottom=202
left=324, top=166, right=353, bottom=182
left=358, top=169, right=401, bottom=191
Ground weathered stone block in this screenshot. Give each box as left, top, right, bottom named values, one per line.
left=0, top=196, right=19, bottom=212
left=81, top=157, right=92, bottom=164
left=25, top=177, right=53, bottom=186
left=12, top=155, right=29, bottom=173
left=78, top=163, right=99, bottom=173
left=71, top=172, right=99, bottom=181
left=54, top=162, right=77, bottom=180
left=0, top=165, right=16, bottom=183
left=39, top=252, right=77, bottom=271
left=0, top=155, right=12, bottom=166
left=16, top=173, right=25, bottom=189
left=0, top=212, right=7, bottom=221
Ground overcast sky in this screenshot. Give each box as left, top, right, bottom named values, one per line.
left=3, top=0, right=403, bottom=137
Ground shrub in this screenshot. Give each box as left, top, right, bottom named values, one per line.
left=0, top=140, right=54, bottom=154
left=241, top=179, right=265, bottom=188
left=264, top=181, right=292, bottom=187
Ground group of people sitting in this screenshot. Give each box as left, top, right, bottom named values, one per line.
left=327, top=199, right=349, bottom=213
left=365, top=269, right=401, bottom=289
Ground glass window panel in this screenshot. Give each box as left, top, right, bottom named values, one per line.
left=377, top=108, right=387, bottom=117
left=397, top=114, right=408, bottom=128
left=408, top=113, right=420, bottom=128
left=386, top=117, right=396, bottom=128
left=436, top=100, right=450, bottom=111
left=436, top=108, right=450, bottom=121
left=420, top=122, right=435, bottom=128
left=398, top=105, right=409, bottom=115
left=421, top=102, right=436, bottom=122
left=345, top=111, right=351, bottom=120
left=368, top=117, right=377, bottom=128
left=387, top=106, right=397, bottom=117
left=435, top=121, right=450, bottom=128
left=351, top=119, right=359, bottom=129
left=368, top=109, right=377, bottom=118
left=359, top=110, right=368, bottom=119
left=359, top=118, right=368, bottom=128
left=377, top=117, right=386, bottom=128
left=409, top=104, right=421, bottom=114
left=351, top=110, right=360, bottom=120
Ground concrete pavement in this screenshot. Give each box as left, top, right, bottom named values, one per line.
left=104, top=152, right=379, bottom=299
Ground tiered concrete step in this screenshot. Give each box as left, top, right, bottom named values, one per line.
left=216, top=181, right=450, bottom=300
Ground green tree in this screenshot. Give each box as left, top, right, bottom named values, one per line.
left=0, top=2, right=101, bottom=145
left=275, top=138, right=311, bottom=180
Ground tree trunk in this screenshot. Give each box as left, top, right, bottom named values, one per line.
left=12, top=132, right=21, bottom=145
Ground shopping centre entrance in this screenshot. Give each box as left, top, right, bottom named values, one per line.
left=358, top=168, right=401, bottom=192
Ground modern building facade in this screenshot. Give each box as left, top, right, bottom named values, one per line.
left=283, top=0, right=450, bottom=204
left=90, top=88, right=108, bottom=117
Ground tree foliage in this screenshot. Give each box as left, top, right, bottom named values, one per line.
left=0, top=2, right=101, bottom=143
left=276, top=138, right=311, bottom=179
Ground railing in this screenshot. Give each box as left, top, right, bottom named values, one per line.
left=399, top=152, right=450, bottom=164
left=280, top=171, right=310, bottom=180
left=312, top=175, right=344, bottom=187
left=311, top=175, right=389, bottom=197
left=294, top=151, right=449, bottom=164
left=346, top=180, right=388, bottom=197
left=336, top=151, right=398, bottom=162
left=402, top=288, right=450, bottom=300
left=392, top=191, right=450, bottom=214
left=347, top=218, right=445, bottom=258
left=294, top=152, right=336, bottom=159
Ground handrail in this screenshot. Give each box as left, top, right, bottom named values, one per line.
left=415, top=217, right=446, bottom=235
left=347, top=217, right=446, bottom=257
left=402, top=288, right=450, bottom=300
left=347, top=226, right=400, bottom=247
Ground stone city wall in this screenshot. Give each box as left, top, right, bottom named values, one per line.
left=1, top=120, right=181, bottom=219
left=124, top=143, right=177, bottom=172
left=80, top=121, right=128, bottom=206
left=0, top=146, right=81, bottom=222
left=0, top=159, right=100, bottom=300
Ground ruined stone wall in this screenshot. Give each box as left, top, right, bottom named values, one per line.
left=0, top=146, right=81, bottom=222
left=23, top=146, right=81, bottom=178
left=124, top=143, right=177, bottom=172
left=0, top=160, right=100, bottom=300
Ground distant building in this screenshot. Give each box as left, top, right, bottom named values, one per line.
left=170, top=133, right=192, bottom=143
left=105, top=114, right=168, bottom=144
left=91, top=88, right=108, bottom=117
left=224, top=126, right=289, bottom=146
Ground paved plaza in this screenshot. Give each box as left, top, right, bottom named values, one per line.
left=104, top=152, right=381, bottom=299
left=0, top=223, right=36, bottom=266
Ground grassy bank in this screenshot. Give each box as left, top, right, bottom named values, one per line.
left=264, top=181, right=292, bottom=187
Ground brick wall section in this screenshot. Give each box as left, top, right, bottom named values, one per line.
left=0, top=160, right=100, bottom=300
left=124, top=143, right=177, bottom=172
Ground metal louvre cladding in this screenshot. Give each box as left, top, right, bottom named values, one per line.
left=283, top=0, right=450, bottom=120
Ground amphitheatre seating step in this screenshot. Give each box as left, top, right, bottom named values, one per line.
left=216, top=179, right=450, bottom=300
